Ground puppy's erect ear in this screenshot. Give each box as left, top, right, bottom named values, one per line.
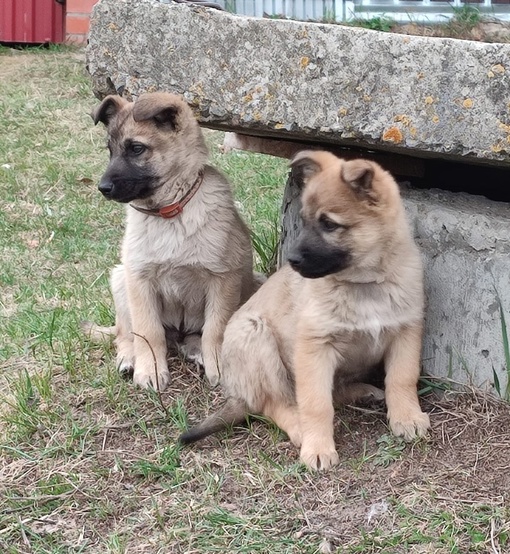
left=290, top=151, right=324, bottom=190
left=290, top=150, right=323, bottom=181
left=91, top=95, right=128, bottom=126
left=290, top=150, right=341, bottom=189
left=132, top=93, right=184, bottom=130
left=341, top=160, right=378, bottom=204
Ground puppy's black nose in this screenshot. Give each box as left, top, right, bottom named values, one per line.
left=287, top=251, right=302, bottom=269
left=98, top=180, right=114, bottom=198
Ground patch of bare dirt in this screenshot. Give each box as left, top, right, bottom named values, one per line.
left=180, top=376, right=510, bottom=549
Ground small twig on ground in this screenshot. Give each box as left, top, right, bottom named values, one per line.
left=131, top=332, right=168, bottom=417
left=102, top=417, right=165, bottom=431
left=491, top=518, right=501, bottom=554
left=3, top=492, right=74, bottom=514
left=17, top=514, right=31, bottom=550
left=101, top=429, right=109, bottom=451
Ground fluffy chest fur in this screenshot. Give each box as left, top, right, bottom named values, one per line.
left=123, top=213, right=226, bottom=273
left=117, top=178, right=251, bottom=332
left=297, top=270, right=424, bottom=373
left=307, top=279, right=422, bottom=336
left=122, top=181, right=249, bottom=276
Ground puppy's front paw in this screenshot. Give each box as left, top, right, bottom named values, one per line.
left=133, top=363, right=170, bottom=391
left=204, top=364, right=220, bottom=388
left=389, top=409, right=430, bottom=441
left=117, top=356, right=134, bottom=378
left=300, top=438, right=339, bottom=471
left=203, top=348, right=221, bottom=387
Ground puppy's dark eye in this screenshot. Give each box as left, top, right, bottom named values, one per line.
left=129, top=143, right=146, bottom=156
left=319, top=214, right=344, bottom=232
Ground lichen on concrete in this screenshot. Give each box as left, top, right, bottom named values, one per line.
left=87, top=0, right=510, bottom=166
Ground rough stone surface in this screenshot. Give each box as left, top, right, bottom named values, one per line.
left=403, top=187, right=510, bottom=391
left=87, top=0, right=510, bottom=166
left=280, top=177, right=510, bottom=391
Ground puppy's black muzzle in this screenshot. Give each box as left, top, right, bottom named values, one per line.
left=97, top=156, right=158, bottom=203
left=97, top=171, right=156, bottom=203
left=288, top=227, right=351, bottom=279
left=98, top=180, right=114, bottom=199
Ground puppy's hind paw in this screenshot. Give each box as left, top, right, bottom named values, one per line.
left=178, top=335, right=204, bottom=369
left=205, top=366, right=220, bottom=388
left=286, top=426, right=302, bottom=448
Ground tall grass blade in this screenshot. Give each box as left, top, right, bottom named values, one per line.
left=492, top=287, right=510, bottom=401
left=493, top=365, right=501, bottom=397
left=499, top=302, right=510, bottom=401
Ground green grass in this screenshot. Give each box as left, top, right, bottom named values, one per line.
left=1, top=48, right=510, bottom=554
left=205, top=136, right=287, bottom=274
left=350, top=15, right=395, bottom=33
left=348, top=3, right=481, bottom=36
left=492, top=291, right=510, bottom=401
left=450, top=4, right=482, bottom=29
left=498, top=300, right=510, bottom=400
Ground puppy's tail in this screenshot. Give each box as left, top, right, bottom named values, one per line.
left=80, top=321, right=115, bottom=342
left=179, top=397, right=248, bottom=445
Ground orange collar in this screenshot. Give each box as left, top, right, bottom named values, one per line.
left=130, top=170, right=204, bottom=219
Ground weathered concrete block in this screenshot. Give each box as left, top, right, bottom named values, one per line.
left=402, top=187, right=510, bottom=391
left=87, top=0, right=510, bottom=166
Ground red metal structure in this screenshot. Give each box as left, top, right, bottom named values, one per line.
left=0, top=0, right=65, bottom=44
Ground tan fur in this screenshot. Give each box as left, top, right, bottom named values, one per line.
left=85, top=92, right=259, bottom=389
left=181, top=150, right=430, bottom=469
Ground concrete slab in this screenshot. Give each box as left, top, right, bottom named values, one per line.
left=87, top=0, right=510, bottom=167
